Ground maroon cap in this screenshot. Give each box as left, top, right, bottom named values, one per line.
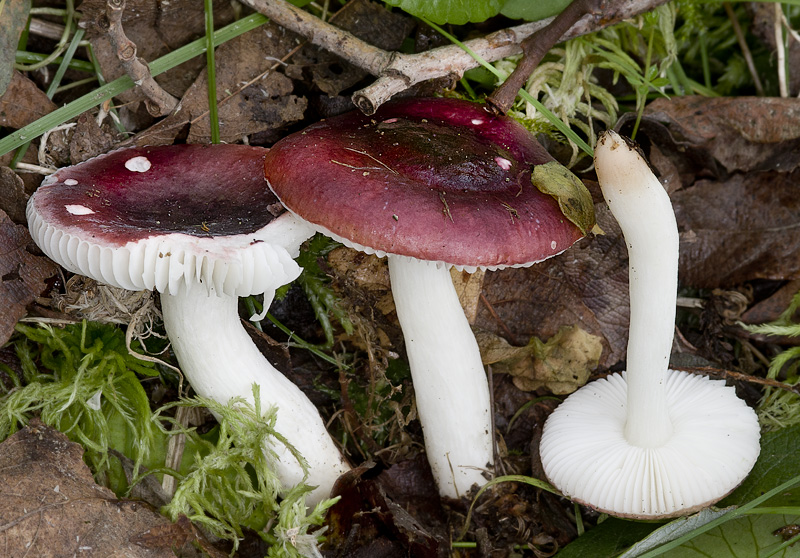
left=28, top=144, right=310, bottom=295
left=31, top=144, right=281, bottom=245
left=264, top=97, right=585, bottom=269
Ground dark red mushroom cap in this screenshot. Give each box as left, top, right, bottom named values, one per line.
left=28, top=144, right=310, bottom=295
left=263, top=97, right=585, bottom=270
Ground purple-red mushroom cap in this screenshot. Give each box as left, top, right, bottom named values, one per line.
left=28, top=144, right=312, bottom=297
left=263, top=97, right=588, bottom=271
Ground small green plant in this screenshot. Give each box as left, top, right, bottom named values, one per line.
left=491, top=3, right=676, bottom=162
left=160, top=387, right=338, bottom=556
left=0, top=320, right=160, bottom=488
left=0, top=321, right=338, bottom=557
left=295, top=234, right=354, bottom=350
left=741, top=289, right=800, bottom=431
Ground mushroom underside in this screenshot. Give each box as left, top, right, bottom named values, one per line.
left=539, top=370, right=761, bottom=519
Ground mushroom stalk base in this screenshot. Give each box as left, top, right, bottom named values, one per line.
left=161, top=283, right=349, bottom=504
left=388, top=256, right=493, bottom=499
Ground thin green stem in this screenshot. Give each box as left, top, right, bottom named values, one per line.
left=14, top=0, right=75, bottom=72
left=763, top=531, right=800, bottom=558
left=0, top=13, right=268, bottom=158
left=204, top=0, right=220, bottom=144
left=45, top=29, right=84, bottom=98
left=420, top=17, right=593, bottom=157
left=699, top=31, right=711, bottom=89
left=16, top=50, right=94, bottom=73
left=11, top=27, right=85, bottom=169
left=636, top=473, right=800, bottom=557
left=264, top=313, right=348, bottom=369
left=53, top=76, right=99, bottom=94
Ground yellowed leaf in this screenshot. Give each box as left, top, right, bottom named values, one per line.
left=477, top=326, right=602, bottom=394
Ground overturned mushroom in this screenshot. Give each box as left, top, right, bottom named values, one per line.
left=27, top=144, right=350, bottom=504
left=539, top=131, right=761, bottom=518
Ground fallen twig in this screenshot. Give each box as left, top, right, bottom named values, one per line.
left=673, top=364, right=800, bottom=395
left=486, top=0, right=604, bottom=115
left=103, top=0, right=179, bottom=116
left=239, top=0, right=671, bottom=114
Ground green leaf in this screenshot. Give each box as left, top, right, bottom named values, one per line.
left=722, top=425, right=800, bottom=508
left=531, top=161, right=596, bottom=235
left=618, top=508, right=734, bottom=558
left=557, top=425, right=800, bottom=557
left=655, top=514, right=800, bottom=558
left=383, top=0, right=503, bottom=25
left=555, top=518, right=661, bottom=558
left=500, top=0, right=571, bottom=21
left=0, top=0, right=31, bottom=96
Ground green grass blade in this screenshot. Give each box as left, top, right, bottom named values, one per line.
left=16, top=50, right=94, bottom=73
left=420, top=17, right=594, bottom=157
left=0, top=13, right=268, bottom=158
left=204, top=0, right=220, bottom=144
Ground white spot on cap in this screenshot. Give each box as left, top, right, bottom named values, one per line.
left=471, top=118, right=484, bottom=125
left=64, top=178, right=78, bottom=186
left=551, top=240, right=557, bottom=250
left=382, top=118, right=398, bottom=124
left=125, top=156, right=152, bottom=172
left=495, top=156, right=512, bottom=170
left=65, top=204, right=95, bottom=215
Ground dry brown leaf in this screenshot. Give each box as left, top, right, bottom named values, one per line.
left=0, top=71, right=56, bottom=129
left=0, top=420, right=211, bottom=558
left=132, top=21, right=307, bottom=145
left=69, top=112, right=120, bottom=164
left=642, top=96, right=800, bottom=174
left=613, top=96, right=800, bottom=288
left=0, top=208, right=58, bottom=345
left=450, top=268, right=485, bottom=325
left=478, top=325, right=602, bottom=395
left=475, top=203, right=630, bottom=368
left=326, top=458, right=447, bottom=558
left=674, top=170, right=800, bottom=287
left=0, top=166, right=28, bottom=224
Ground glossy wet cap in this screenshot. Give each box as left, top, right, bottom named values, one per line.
left=263, top=97, right=586, bottom=270
left=28, top=144, right=313, bottom=296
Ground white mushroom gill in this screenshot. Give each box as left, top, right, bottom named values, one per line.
left=28, top=200, right=350, bottom=505
left=539, top=130, right=760, bottom=519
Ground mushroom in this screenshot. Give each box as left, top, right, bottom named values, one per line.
left=263, top=97, right=588, bottom=498
left=27, top=144, right=350, bottom=504
left=539, top=130, right=761, bottom=518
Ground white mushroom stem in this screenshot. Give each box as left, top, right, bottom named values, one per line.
left=387, top=256, right=493, bottom=498
left=538, top=131, right=760, bottom=518
left=597, top=134, right=679, bottom=448
left=161, top=283, right=350, bottom=505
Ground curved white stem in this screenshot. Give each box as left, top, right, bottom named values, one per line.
left=387, top=256, right=493, bottom=498
left=595, top=131, right=678, bottom=448
left=161, top=282, right=350, bottom=504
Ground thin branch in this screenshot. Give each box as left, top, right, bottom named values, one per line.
left=723, top=2, right=765, bottom=96
left=487, top=0, right=605, bottom=115
left=237, top=0, right=392, bottom=75
left=104, top=0, right=179, bottom=116
left=673, top=364, right=800, bottom=395
left=239, top=0, right=671, bottom=115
